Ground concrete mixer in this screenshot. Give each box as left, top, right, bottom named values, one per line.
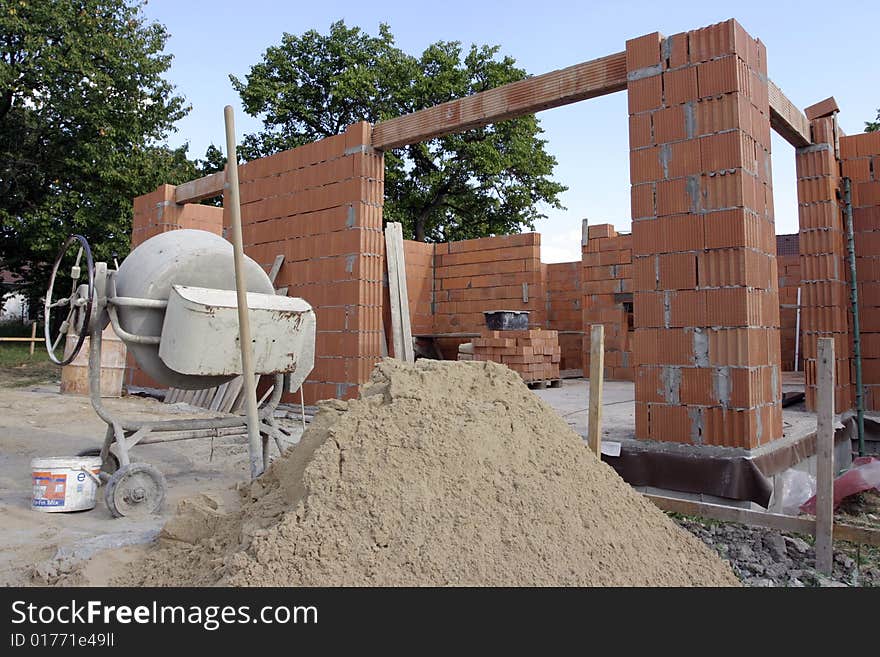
left=43, top=229, right=316, bottom=518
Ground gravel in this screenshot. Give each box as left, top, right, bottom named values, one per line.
left=676, top=516, right=880, bottom=587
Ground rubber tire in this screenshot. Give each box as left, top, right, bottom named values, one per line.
left=104, top=463, right=167, bottom=519
left=76, top=447, right=119, bottom=475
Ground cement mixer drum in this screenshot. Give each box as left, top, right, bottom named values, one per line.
left=106, top=229, right=315, bottom=391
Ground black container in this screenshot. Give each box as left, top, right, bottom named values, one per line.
left=483, top=310, right=530, bottom=331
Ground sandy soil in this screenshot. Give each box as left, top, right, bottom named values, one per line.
left=0, top=381, right=297, bottom=586
left=124, top=360, right=738, bottom=586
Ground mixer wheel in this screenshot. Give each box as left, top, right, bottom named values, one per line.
left=76, top=447, right=119, bottom=475
left=105, top=463, right=166, bottom=518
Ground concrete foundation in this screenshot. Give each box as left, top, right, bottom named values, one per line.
left=537, top=376, right=854, bottom=510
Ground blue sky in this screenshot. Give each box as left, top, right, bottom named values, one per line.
left=141, top=0, right=878, bottom=262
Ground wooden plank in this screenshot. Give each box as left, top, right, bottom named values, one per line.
left=768, top=80, right=811, bottom=148
left=209, top=382, right=229, bottom=411
left=392, top=223, right=414, bottom=362
left=646, top=495, right=880, bottom=549
left=219, top=377, right=244, bottom=413
left=372, top=52, right=627, bottom=149
left=174, top=170, right=226, bottom=204
left=816, top=337, right=835, bottom=574
left=587, top=324, right=604, bottom=456
left=384, top=224, right=404, bottom=359
left=267, top=254, right=285, bottom=283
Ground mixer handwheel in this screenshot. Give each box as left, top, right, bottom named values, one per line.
left=43, top=234, right=95, bottom=366
left=105, top=463, right=166, bottom=518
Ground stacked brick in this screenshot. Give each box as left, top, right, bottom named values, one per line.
left=229, top=122, right=385, bottom=405
left=464, top=329, right=561, bottom=382
left=433, top=233, right=544, bottom=334
left=544, top=261, right=583, bottom=370
left=582, top=224, right=634, bottom=380
left=796, top=108, right=850, bottom=411
left=127, top=186, right=224, bottom=387
left=627, top=20, right=783, bottom=449
left=841, top=131, right=880, bottom=410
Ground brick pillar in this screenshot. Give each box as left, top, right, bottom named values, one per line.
left=796, top=115, right=851, bottom=411
left=581, top=222, right=634, bottom=381
left=842, top=131, right=880, bottom=409
left=127, top=185, right=225, bottom=387
left=628, top=20, right=782, bottom=449
left=230, top=122, right=384, bottom=404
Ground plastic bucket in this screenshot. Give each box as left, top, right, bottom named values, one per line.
left=31, top=456, right=102, bottom=513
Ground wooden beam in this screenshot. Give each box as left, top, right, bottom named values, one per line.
left=174, top=170, right=226, bottom=205
left=372, top=52, right=628, bottom=150
left=587, top=324, right=605, bottom=457
left=815, top=337, right=835, bottom=574
left=646, top=494, right=880, bottom=548
left=768, top=80, right=811, bottom=148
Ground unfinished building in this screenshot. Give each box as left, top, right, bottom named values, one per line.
left=128, top=18, right=880, bottom=503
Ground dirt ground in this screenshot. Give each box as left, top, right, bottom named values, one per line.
left=0, top=375, right=296, bottom=586
left=1, top=365, right=877, bottom=587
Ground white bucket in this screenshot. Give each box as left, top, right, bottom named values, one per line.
left=31, top=456, right=102, bottom=513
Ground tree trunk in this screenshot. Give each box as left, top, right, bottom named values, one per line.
left=414, top=214, right=427, bottom=242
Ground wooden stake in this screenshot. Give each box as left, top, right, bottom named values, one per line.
left=588, top=324, right=604, bottom=456
left=29, top=321, right=37, bottom=356
left=816, top=337, right=835, bottom=575
left=224, top=105, right=262, bottom=480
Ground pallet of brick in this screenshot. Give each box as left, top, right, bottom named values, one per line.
left=470, top=328, right=561, bottom=384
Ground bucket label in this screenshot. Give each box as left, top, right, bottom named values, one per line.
left=33, top=472, right=66, bottom=507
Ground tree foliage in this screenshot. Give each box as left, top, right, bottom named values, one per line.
left=230, top=21, right=566, bottom=242
left=0, top=0, right=193, bottom=306
left=867, top=108, right=880, bottom=132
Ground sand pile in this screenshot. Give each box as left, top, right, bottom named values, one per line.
left=127, top=359, right=738, bottom=586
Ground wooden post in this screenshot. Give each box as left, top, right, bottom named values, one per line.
left=588, top=324, right=604, bottom=456
left=29, top=321, right=37, bottom=356
left=816, top=337, right=835, bottom=575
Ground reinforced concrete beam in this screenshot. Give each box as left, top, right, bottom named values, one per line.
left=174, top=170, right=226, bottom=205
left=768, top=80, right=811, bottom=148
left=371, top=51, right=628, bottom=150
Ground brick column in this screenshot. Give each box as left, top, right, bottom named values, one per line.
left=132, top=184, right=223, bottom=248
left=796, top=111, right=850, bottom=411
left=628, top=20, right=782, bottom=449
left=231, top=122, right=385, bottom=404
left=841, top=131, right=880, bottom=409
left=581, top=222, right=633, bottom=381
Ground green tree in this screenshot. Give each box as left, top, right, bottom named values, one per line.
left=229, top=21, right=566, bottom=242
left=0, top=0, right=194, bottom=307
left=867, top=108, right=880, bottom=132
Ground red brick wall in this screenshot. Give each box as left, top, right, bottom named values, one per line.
left=402, top=240, right=435, bottom=336
left=130, top=123, right=384, bottom=403
left=230, top=122, right=384, bottom=405
left=842, top=131, right=880, bottom=409
left=432, top=233, right=544, bottom=334
left=544, top=261, right=582, bottom=371
left=582, top=224, right=633, bottom=380
left=627, top=20, right=783, bottom=450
